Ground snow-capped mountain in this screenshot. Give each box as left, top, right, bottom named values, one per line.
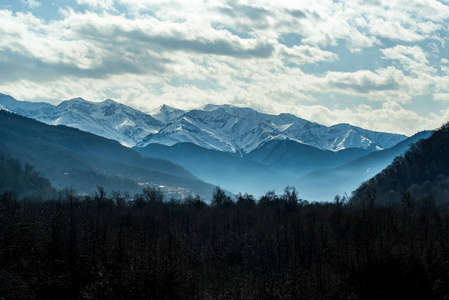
left=0, top=94, right=163, bottom=147
left=0, top=94, right=407, bottom=152
left=0, top=93, right=55, bottom=119
left=52, top=98, right=164, bottom=147
left=142, top=104, right=407, bottom=153
left=150, top=104, right=185, bottom=124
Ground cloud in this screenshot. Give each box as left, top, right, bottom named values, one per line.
left=217, top=1, right=273, bottom=31
left=326, top=69, right=401, bottom=93
left=0, top=48, right=168, bottom=83
left=21, top=0, right=41, bottom=9
left=433, top=93, right=449, bottom=101
left=64, top=10, right=275, bottom=58
left=279, top=44, right=337, bottom=65
left=370, top=19, right=426, bottom=42
left=2, top=0, right=449, bottom=136
left=0, top=8, right=275, bottom=85
left=381, top=45, right=437, bottom=75
left=313, top=67, right=428, bottom=103
left=0, top=10, right=171, bottom=82
left=399, top=0, right=449, bottom=22
left=77, top=0, right=116, bottom=11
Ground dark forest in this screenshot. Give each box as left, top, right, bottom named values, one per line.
left=2, top=185, right=449, bottom=299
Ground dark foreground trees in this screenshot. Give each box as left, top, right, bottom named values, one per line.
left=2, top=189, right=449, bottom=299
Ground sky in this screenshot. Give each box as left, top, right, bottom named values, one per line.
left=1, top=0, right=449, bottom=135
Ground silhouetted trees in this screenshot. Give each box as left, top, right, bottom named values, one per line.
left=211, top=186, right=233, bottom=206
left=2, top=185, right=449, bottom=299
left=0, top=156, right=55, bottom=199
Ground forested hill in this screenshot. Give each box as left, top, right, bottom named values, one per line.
left=352, top=122, right=449, bottom=206
left=0, top=156, right=55, bottom=198
left=0, top=110, right=215, bottom=197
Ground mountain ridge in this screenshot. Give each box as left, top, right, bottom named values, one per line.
left=0, top=94, right=407, bottom=153
left=0, top=110, right=215, bottom=198
left=351, top=125, right=449, bottom=205
left=142, top=103, right=407, bottom=153
left=0, top=94, right=163, bottom=147
left=297, top=130, right=433, bottom=201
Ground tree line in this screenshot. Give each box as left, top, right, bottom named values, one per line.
left=2, top=185, right=449, bottom=299
left=0, top=156, right=56, bottom=199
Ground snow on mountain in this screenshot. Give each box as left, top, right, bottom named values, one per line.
left=0, top=94, right=407, bottom=153
left=150, top=104, right=185, bottom=124
left=141, top=104, right=407, bottom=153
left=280, top=119, right=403, bottom=151
left=0, top=95, right=164, bottom=147
left=142, top=105, right=284, bottom=154
left=53, top=98, right=164, bottom=147
left=0, top=93, right=55, bottom=119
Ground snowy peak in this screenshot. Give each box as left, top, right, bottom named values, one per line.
left=1, top=95, right=164, bottom=147
left=139, top=104, right=407, bottom=154
left=151, top=104, right=185, bottom=124
left=201, top=103, right=223, bottom=111
left=56, top=97, right=95, bottom=115
left=53, top=98, right=164, bottom=147
left=0, top=94, right=55, bottom=120
left=141, top=105, right=279, bottom=153
left=201, top=104, right=260, bottom=119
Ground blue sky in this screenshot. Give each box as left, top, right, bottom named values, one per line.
left=1, top=0, right=449, bottom=135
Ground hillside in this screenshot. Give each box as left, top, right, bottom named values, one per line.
left=245, top=139, right=370, bottom=176
left=298, top=130, right=433, bottom=201
left=351, top=124, right=449, bottom=205
left=0, top=110, right=215, bottom=198
left=0, top=156, right=56, bottom=199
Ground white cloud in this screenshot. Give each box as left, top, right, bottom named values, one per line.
left=311, top=67, right=428, bottom=103
left=370, top=19, right=426, bottom=42
left=433, top=93, right=449, bottom=101
left=381, top=45, right=437, bottom=75
left=2, top=0, right=449, bottom=135
left=278, top=44, right=337, bottom=65
left=77, top=0, right=116, bottom=11
left=21, top=0, right=41, bottom=9
left=441, top=66, right=449, bottom=74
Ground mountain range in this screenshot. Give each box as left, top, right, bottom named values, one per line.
left=0, top=94, right=163, bottom=147
left=0, top=94, right=406, bottom=152
left=140, top=104, right=406, bottom=154
left=1, top=93, right=420, bottom=199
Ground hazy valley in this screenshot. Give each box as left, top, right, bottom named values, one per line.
left=0, top=93, right=415, bottom=201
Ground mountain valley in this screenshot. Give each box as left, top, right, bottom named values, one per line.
left=0, top=93, right=419, bottom=199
